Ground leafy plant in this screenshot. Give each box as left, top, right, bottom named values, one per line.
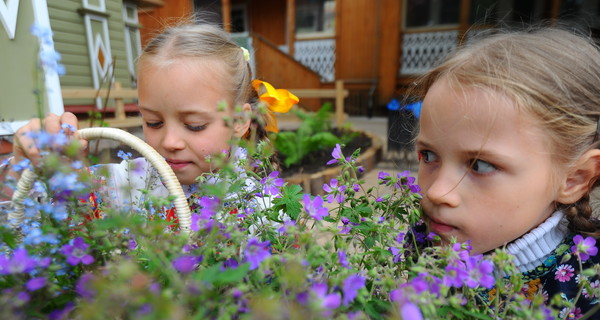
left=274, top=103, right=355, bottom=168
left=2, top=134, right=600, bottom=319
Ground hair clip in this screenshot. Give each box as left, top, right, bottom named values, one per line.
left=241, top=47, right=250, bottom=62
left=252, top=80, right=299, bottom=133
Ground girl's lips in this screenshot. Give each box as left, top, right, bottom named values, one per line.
left=427, top=216, right=457, bottom=234
left=166, top=159, right=191, bottom=170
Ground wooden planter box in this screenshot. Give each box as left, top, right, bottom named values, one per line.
left=284, top=130, right=383, bottom=196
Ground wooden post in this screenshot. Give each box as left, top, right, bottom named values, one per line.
left=335, top=80, right=345, bottom=127
left=287, top=0, right=296, bottom=57
left=222, top=0, right=232, bottom=32
left=549, top=0, right=561, bottom=25
left=458, top=0, right=471, bottom=45
left=113, top=81, right=126, bottom=120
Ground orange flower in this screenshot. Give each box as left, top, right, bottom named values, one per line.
left=252, top=80, right=299, bottom=133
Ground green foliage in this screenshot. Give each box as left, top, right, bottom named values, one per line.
left=274, top=103, right=354, bottom=167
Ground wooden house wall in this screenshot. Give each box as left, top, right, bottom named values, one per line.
left=336, top=0, right=378, bottom=81
left=246, top=0, right=286, bottom=46
left=253, top=35, right=322, bottom=111
left=138, top=0, right=192, bottom=47
left=377, top=0, right=402, bottom=105
left=49, top=0, right=135, bottom=91
left=48, top=1, right=93, bottom=88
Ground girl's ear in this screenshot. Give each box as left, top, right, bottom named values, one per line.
left=556, top=149, right=600, bottom=204
left=233, top=103, right=252, bottom=138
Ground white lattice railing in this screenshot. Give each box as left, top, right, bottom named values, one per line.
left=280, top=38, right=336, bottom=82
left=400, top=30, right=459, bottom=75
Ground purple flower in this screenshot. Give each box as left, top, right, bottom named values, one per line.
left=396, top=232, right=406, bottom=244
left=342, top=274, right=365, bottom=306
left=311, top=283, right=341, bottom=310
left=244, top=237, right=271, bottom=270
left=222, top=258, right=239, bottom=270
left=0, top=248, right=40, bottom=275
left=277, top=219, right=296, bottom=234
left=323, top=179, right=347, bottom=204
left=338, top=250, right=350, bottom=269
left=327, top=144, right=344, bottom=165
left=17, top=291, right=30, bottom=302
left=464, top=255, right=494, bottom=289
left=60, top=237, right=94, bottom=266
left=352, top=184, right=360, bottom=192
left=260, top=171, right=285, bottom=196
left=409, top=273, right=441, bottom=295
left=389, top=247, right=402, bottom=263
left=401, top=301, right=423, bottom=320
left=75, top=273, right=95, bottom=300
left=48, top=302, right=75, bottom=320
left=339, top=217, right=359, bottom=234
left=303, top=194, right=329, bottom=220
left=572, top=235, right=598, bottom=261
left=172, top=255, right=201, bottom=273
left=390, top=288, right=423, bottom=320
left=190, top=213, right=204, bottom=232
left=25, top=277, right=47, bottom=291
left=199, top=196, right=220, bottom=219
left=396, top=170, right=421, bottom=193
left=378, top=171, right=390, bottom=182
left=443, top=264, right=468, bottom=288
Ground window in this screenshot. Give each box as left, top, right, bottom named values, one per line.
left=404, top=0, right=460, bottom=29
left=296, top=0, right=335, bottom=35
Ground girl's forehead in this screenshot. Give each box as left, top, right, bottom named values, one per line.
left=421, top=78, right=547, bottom=143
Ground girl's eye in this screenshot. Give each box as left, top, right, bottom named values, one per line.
left=418, top=150, right=438, bottom=163
left=145, top=121, right=163, bottom=129
left=470, top=159, right=496, bottom=174
left=186, top=124, right=207, bottom=132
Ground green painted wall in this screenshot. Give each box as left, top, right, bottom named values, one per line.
left=49, top=0, right=138, bottom=106
left=0, top=0, right=47, bottom=124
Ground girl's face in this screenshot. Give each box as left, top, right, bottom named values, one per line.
left=416, top=78, right=564, bottom=254
left=137, top=58, right=249, bottom=185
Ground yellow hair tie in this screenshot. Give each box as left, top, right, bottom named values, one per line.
left=252, top=80, right=299, bottom=133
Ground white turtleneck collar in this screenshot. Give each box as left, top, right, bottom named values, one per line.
left=502, top=211, right=569, bottom=274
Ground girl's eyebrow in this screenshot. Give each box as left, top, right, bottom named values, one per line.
left=137, top=106, right=212, bottom=117
left=137, top=105, right=158, bottom=113
left=415, top=139, right=433, bottom=149
left=416, top=138, right=512, bottom=161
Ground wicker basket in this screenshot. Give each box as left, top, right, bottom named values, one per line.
left=9, top=127, right=192, bottom=234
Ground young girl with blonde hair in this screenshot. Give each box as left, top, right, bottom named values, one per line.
left=3, top=22, right=296, bottom=220
left=414, top=27, right=600, bottom=315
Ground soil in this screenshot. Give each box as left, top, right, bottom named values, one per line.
left=103, top=128, right=374, bottom=178
left=278, top=128, right=373, bottom=178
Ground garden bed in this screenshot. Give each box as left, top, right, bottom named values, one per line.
left=281, top=129, right=383, bottom=196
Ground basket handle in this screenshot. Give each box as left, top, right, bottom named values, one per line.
left=9, top=127, right=192, bottom=234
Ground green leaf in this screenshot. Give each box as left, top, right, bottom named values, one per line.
left=0, top=226, right=17, bottom=249
left=198, top=263, right=251, bottom=285
left=272, top=184, right=304, bottom=220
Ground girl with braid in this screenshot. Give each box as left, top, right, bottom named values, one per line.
left=414, top=27, right=600, bottom=316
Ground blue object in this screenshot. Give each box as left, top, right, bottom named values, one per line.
left=403, top=101, right=422, bottom=119
left=387, top=99, right=400, bottom=111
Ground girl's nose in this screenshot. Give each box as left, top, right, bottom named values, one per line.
left=424, top=169, right=460, bottom=208
left=161, top=127, right=186, bottom=151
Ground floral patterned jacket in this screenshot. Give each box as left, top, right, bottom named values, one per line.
left=515, top=234, right=600, bottom=319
